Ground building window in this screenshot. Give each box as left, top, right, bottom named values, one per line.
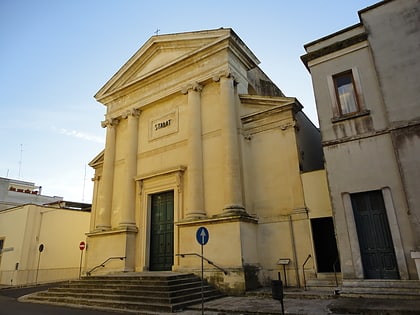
left=333, top=70, right=360, bottom=116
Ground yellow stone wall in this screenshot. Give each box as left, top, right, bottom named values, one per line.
left=0, top=205, right=90, bottom=286
left=86, top=29, right=332, bottom=293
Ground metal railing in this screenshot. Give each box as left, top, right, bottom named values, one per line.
left=176, top=253, right=228, bottom=275
left=302, top=254, right=312, bottom=291
left=332, top=256, right=340, bottom=287
left=86, top=256, right=126, bottom=276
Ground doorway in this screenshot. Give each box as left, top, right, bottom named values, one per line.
left=149, top=191, right=174, bottom=271
left=311, top=217, right=341, bottom=273
left=350, top=190, right=399, bottom=279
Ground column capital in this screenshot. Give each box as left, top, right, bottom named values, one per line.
left=122, top=108, right=141, bottom=119
left=212, top=68, right=239, bottom=83
left=91, top=175, right=101, bottom=182
left=181, top=82, right=203, bottom=94
left=101, top=117, right=119, bottom=128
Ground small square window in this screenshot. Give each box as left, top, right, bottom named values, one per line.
left=333, top=71, right=360, bottom=116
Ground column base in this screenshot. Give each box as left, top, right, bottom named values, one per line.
left=186, top=211, right=207, bottom=220
left=222, top=204, right=247, bottom=215
left=118, top=222, right=139, bottom=232
left=95, top=225, right=111, bottom=232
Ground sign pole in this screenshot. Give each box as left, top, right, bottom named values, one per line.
left=79, top=241, right=86, bottom=279
left=79, top=250, right=84, bottom=279
left=196, top=227, right=209, bottom=315
left=35, top=251, right=41, bottom=284
left=201, top=242, right=204, bottom=315
left=35, top=244, right=44, bottom=284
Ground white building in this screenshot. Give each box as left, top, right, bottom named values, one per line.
left=302, top=0, right=420, bottom=296
left=0, top=177, right=63, bottom=211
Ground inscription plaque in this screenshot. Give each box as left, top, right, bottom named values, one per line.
left=149, top=110, right=178, bottom=140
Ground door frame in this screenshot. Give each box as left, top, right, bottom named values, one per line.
left=310, top=217, right=341, bottom=273
left=350, top=190, right=399, bottom=279
left=342, top=188, right=409, bottom=279
left=135, top=166, right=186, bottom=272
left=149, top=190, right=174, bottom=271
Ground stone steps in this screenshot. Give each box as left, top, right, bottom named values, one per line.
left=340, top=279, right=420, bottom=299
left=35, top=287, right=220, bottom=304
left=51, top=279, right=204, bottom=293
left=304, top=278, right=342, bottom=297
left=304, top=277, right=420, bottom=300
left=47, top=285, right=208, bottom=298
left=20, top=272, right=224, bottom=313
left=247, top=278, right=420, bottom=301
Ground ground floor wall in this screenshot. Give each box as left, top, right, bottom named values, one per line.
left=85, top=209, right=333, bottom=294
left=0, top=267, right=80, bottom=286
left=85, top=166, right=335, bottom=294
left=0, top=205, right=90, bottom=286
left=323, top=134, right=418, bottom=281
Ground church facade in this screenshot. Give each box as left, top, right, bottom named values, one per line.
left=86, top=28, right=333, bottom=293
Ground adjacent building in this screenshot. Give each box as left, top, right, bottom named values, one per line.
left=0, top=202, right=91, bottom=286
left=0, top=177, right=63, bottom=211
left=0, top=177, right=92, bottom=286
left=86, top=28, right=335, bottom=293
left=302, top=0, right=420, bottom=293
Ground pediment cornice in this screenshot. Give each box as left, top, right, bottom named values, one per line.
left=240, top=95, right=303, bottom=123
left=89, top=149, right=104, bottom=168
left=95, top=29, right=260, bottom=107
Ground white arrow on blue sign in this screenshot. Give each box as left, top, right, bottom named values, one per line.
left=196, top=226, right=209, bottom=245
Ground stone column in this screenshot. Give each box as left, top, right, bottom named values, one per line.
left=119, top=108, right=140, bottom=229
left=182, top=83, right=206, bottom=219
left=96, top=118, right=118, bottom=231
left=217, top=73, right=245, bottom=214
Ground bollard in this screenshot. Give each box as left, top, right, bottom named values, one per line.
left=271, top=279, right=284, bottom=315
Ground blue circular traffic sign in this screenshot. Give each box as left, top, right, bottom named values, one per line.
left=196, top=226, right=209, bottom=245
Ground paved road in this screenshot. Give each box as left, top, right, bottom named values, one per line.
left=0, top=285, right=116, bottom=315
left=0, top=285, right=220, bottom=315
left=3, top=284, right=420, bottom=315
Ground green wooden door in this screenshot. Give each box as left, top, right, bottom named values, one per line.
left=351, top=191, right=399, bottom=279
left=150, top=191, right=174, bottom=271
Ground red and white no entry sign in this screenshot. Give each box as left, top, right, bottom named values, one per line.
left=79, top=241, right=86, bottom=251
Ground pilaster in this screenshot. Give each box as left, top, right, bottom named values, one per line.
left=182, top=83, right=206, bottom=219
left=96, top=118, right=119, bottom=231
left=215, top=73, right=246, bottom=214
left=119, top=108, right=140, bottom=229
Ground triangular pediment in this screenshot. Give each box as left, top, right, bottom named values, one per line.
left=95, top=28, right=259, bottom=101
left=95, top=28, right=257, bottom=103
left=89, top=149, right=104, bottom=168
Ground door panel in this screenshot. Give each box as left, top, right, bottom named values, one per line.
left=351, top=190, right=399, bottom=279
left=150, top=191, right=174, bottom=271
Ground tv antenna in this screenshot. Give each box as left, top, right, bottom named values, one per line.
left=154, top=28, right=160, bottom=36
left=18, top=144, right=23, bottom=178
left=82, top=164, right=87, bottom=201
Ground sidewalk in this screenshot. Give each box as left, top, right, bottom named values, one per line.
left=184, top=295, right=420, bottom=315
left=186, top=296, right=330, bottom=314
left=181, top=286, right=420, bottom=315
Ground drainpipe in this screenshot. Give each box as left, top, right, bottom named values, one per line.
left=289, top=215, right=300, bottom=287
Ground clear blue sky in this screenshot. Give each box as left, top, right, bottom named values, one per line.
left=0, top=0, right=379, bottom=202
